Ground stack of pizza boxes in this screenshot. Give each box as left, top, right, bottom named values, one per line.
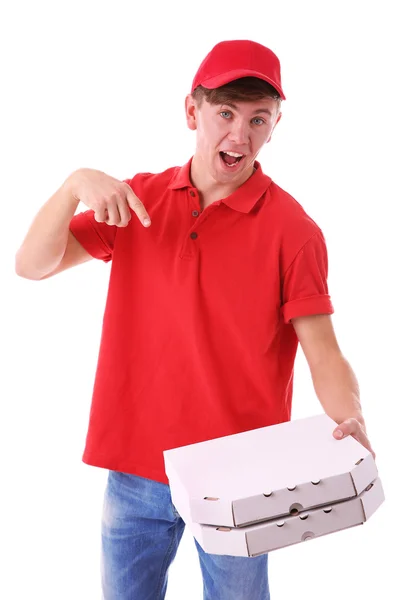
left=163, top=413, right=384, bottom=557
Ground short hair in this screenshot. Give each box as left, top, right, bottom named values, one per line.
left=191, top=77, right=282, bottom=113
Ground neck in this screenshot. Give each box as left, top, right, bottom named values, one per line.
left=190, top=154, right=255, bottom=210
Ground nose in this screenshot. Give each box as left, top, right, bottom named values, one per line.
left=228, top=118, right=250, bottom=146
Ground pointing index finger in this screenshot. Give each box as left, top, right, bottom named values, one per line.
left=125, top=187, right=151, bottom=227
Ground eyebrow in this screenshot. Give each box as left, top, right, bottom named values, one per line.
left=222, top=102, right=273, bottom=117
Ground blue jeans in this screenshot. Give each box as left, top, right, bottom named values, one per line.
left=101, top=470, right=270, bottom=599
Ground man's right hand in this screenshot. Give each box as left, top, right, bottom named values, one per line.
left=65, top=168, right=151, bottom=228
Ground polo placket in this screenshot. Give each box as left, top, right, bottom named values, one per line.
left=180, top=188, right=222, bottom=260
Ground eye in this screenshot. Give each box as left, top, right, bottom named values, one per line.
left=252, top=117, right=265, bottom=126
left=219, top=111, right=232, bottom=119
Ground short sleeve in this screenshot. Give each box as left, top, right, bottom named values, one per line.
left=281, top=230, right=334, bottom=324
left=68, top=178, right=131, bottom=263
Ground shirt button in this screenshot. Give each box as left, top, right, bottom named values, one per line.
left=192, top=210, right=199, bottom=217
left=189, top=190, right=196, bottom=197
left=190, top=232, right=198, bottom=240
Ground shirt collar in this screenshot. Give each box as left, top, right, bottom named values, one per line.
left=168, top=156, right=272, bottom=214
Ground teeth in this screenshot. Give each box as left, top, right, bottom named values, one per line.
left=223, top=151, right=244, bottom=157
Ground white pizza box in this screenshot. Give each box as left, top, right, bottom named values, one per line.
left=163, top=413, right=378, bottom=527
left=191, top=478, right=384, bottom=557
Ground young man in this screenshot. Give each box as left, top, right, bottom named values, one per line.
left=16, top=40, right=376, bottom=599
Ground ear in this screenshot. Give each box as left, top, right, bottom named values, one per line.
left=185, top=94, right=198, bottom=131
left=267, top=111, right=282, bottom=143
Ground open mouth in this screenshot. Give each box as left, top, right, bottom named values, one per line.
left=219, top=151, right=245, bottom=169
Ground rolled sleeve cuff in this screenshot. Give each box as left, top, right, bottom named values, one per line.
left=69, top=213, right=113, bottom=263
left=281, top=294, right=334, bottom=324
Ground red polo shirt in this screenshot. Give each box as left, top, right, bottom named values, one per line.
left=69, top=158, right=334, bottom=484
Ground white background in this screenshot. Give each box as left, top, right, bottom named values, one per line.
left=1, top=0, right=413, bottom=598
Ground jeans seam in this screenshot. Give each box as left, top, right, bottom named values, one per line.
left=154, top=520, right=179, bottom=600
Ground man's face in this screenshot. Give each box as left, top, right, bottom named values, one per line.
left=185, top=94, right=282, bottom=185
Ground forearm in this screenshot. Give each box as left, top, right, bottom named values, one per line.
left=310, top=353, right=367, bottom=431
left=15, top=174, right=80, bottom=280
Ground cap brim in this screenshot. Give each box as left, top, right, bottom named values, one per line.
left=196, top=68, right=286, bottom=100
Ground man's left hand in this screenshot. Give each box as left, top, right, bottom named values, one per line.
left=333, top=417, right=376, bottom=461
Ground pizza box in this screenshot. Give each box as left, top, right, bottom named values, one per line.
left=191, top=477, right=384, bottom=557
left=163, top=413, right=378, bottom=527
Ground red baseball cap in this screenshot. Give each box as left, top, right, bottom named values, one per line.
left=191, top=40, right=286, bottom=100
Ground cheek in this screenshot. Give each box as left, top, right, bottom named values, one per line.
left=197, top=115, right=227, bottom=151
left=203, top=125, right=223, bottom=148
left=254, top=127, right=273, bottom=147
